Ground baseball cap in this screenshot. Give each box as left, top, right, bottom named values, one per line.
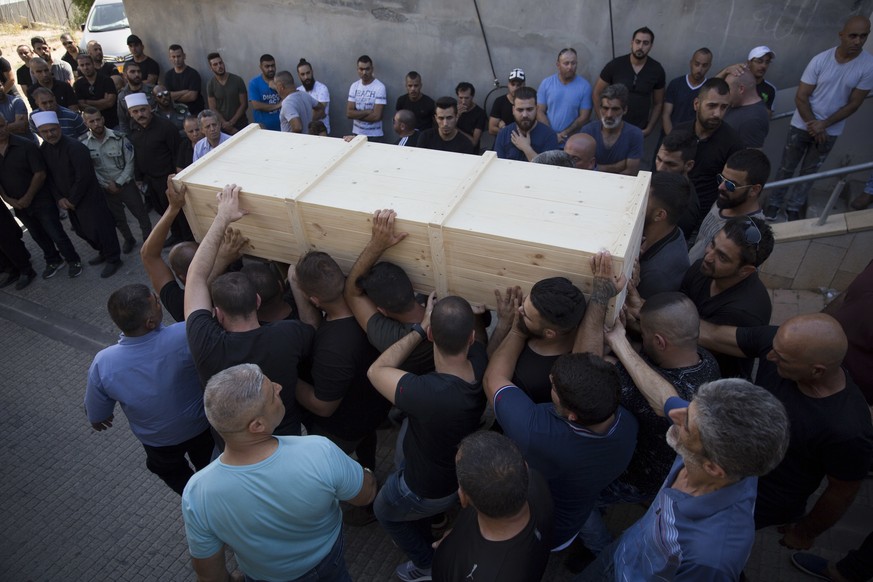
left=508, top=68, right=525, bottom=82
left=127, top=34, right=143, bottom=46
left=748, top=46, right=775, bottom=60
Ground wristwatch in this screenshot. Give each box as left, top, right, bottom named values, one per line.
left=411, top=323, right=427, bottom=339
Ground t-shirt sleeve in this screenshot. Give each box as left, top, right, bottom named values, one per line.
left=600, top=60, right=615, bottom=83
left=186, top=69, right=202, bottom=91
left=822, top=437, right=873, bottom=482
left=366, top=313, right=411, bottom=352
left=376, top=83, right=387, bottom=105
left=347, top=83, right=356, bottom=102
left=321, top=437, right=366, bottom=500
left=800, top=53, right=823, bottom=86
left=859, top=60, right=873, bottom=91
left=160, top=280, right=186, bottom=322
left=665, top=79, right=678, bottom=104
left=581, top=80, right=593, bottom=110
left=735, top=325, right=778, bottom=359
left=206, top=78, right=216, bottom=98
left=247, top=78, right=261, bottom=102
left=628, top=127, right=644, bottom=159
left=493, top=385, right=537, bottom=452
left=394, top=372, right=434, bottom=415
left=185, top=309, right=224, bottom=364
left=181, top=488, right=224, bottom=559
left=655, top=64, right=667, bottom=90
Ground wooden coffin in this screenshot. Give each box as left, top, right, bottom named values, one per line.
left=174, top=125, right=650, bottom=318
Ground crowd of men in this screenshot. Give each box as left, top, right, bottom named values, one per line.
left=1, top=13, right=872, bottom=582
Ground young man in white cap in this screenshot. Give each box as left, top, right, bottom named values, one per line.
left=34, top=110, right=123, bottom=278
left=716, top=46, right=776, bottom=113
left=489, top=68, right=526, bottom=136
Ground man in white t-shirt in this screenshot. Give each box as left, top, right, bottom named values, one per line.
left=297, top=58, right=331, bottom=134
left=346, top=55, right=387, bottom=139
left=766, top=16, right=873, bottom=222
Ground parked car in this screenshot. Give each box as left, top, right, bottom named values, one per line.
left=79, top=0, right=132, bottom=68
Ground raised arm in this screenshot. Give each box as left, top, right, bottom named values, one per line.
left=483, top=310, right=526, bottom=402
left=574, top=251, right=626, bottom=356
left=141, top=176, right=185, bottom=294
left=487, top=286, right=522, bottom=357
left=698, top=320, right=745, bottom=358
left=184, top=184, right=248, bottom=319
left=343, top=209, right=408, bottom=330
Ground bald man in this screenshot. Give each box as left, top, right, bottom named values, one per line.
left=700, top=313, right=873, bottom=550
left=723, top=68, right=769, bottom=148
left=563, top=132, right=596, bottom=170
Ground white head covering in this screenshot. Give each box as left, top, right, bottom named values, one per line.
left=125, top=93, right=150, bottom=108
left=32, top=110, right=60, bottom=127
left=748, top=46, right=775, bottom=60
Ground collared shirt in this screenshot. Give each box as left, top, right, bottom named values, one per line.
left=613, top=456, right=757, bottom=580
left=85, top=322, right=209, bottom=447
left=82, top=128, right=135, bottom=187
left=29, top=106, right=86, bottom=139
left=192, top=133, right=231, bottom=162
left=153, top=102, right=189, bottom=135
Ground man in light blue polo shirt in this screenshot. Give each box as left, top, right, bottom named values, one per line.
left=537, top=48, right=593, bottom=143
left=85, top=283, right=213, bottom=495
left=573, top=317, right=791, bottom=581
left=182, top=363, right=376, bottom=582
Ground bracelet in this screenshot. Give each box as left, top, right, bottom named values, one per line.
left=411, top=323, right=427, bottom=339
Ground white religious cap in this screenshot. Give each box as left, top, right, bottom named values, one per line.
left=748, top=46, right=775, bottom=60
left=125, top=93, right=150, bottom=108
left=32, top=110, right=60, bottom=127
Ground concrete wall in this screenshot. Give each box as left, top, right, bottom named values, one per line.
left=125, top=0, right=873, bottom=138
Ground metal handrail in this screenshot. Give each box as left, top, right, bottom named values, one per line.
left=762, top=161, right=873, bottom=226
left=771, top=92, right=873, bottom=120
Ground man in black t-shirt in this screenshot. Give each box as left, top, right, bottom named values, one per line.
left=653, top=129, right=700, bottom=239
left=594, top=27, right=666, bottom=136
left=292, top=250, right=390, bottom=476
left=700, top=313, right=873, bottom=551
left=369, top=294, right=487, bottom=582
left=183, top=184, right=315, bottom=436
left=414, top=96, right=475, bottom=154
left=126, top=35, right=160, bottom=85
left=672, top=78, right=743, bottom=229
left=455, top=82, right=486, bottom=151
left=489, top=68, right=525, bottom=136
left=396, top=71, right=435, bottom=131
left=681, top=216, right=773, bottom=378
left=432, top=432, right=553, bottom=582
left=488, top=277, right=586, bottom=404
left=74, top=55, right=118, bottom=128
left=165, top=44, right=204, bottom=115
left=85, top=41, right=123, bottom=90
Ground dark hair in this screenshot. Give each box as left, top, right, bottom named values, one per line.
left=357, top=55, right=373, bottom=65
left=308, top=120, right=327, bottom=135
left=297, top=58, right=311, bottom=70
left=274, top=70, right=294, bottom=87
left=30, top=36, right=47, bottom=48
left=241, top=262, right=282, bottom=304
left=722, top=216, right=774, bottom=267
left=168, top=44, right=183, bottom=52
left=31, top=87, right=55, bottom=101
left=295, top=251, right=345, bottom=303
left=81, top=106, right=101, bottom=117
left=695, top=47, right=713, bottom=57
left=725, top=149, right=771, bottom=187
left=632, top=26, right=655, bottom=42
left=456, top=432, right=529, bottom=518
left=557, top=47, right=577, bottom=59
left=649, top=172, right=691, bottom=225
left=551, top=353, right=620, bottom=425
left=207, top=52, right=221, bottom=62
left=513, top=86, right=537, bottom=103
left=530, top=277, right=586, bottom=333
left=430, top=296, right=474, bottom=356
left=183, top=115, right=199, bottom=128
left=168, top=242, right=197, bottom=277
left=107, top=284, right=153, bottom=334
left=455, top=81, right=475, bottom=96
left=435, top=96, right=457, bottom=113
left=76, top=53, right=94, bottom=63
left=406, top=70, right=421, bottom=81
left=123, top=61, right=141, bottom=73
left=357, top=262, right=415, bottom=313
left=661, top=129, right=698, bottom=162
left=210, top=272, right=258, bottom=317
left=698, top=77, right=730, bottom=98
left=259, top=54, right=275, bottom=64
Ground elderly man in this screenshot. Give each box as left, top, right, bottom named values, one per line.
left=81, top=107, right=151, bottom=254
left=700, top=313, right=873, bottom=551
left=85, top=283, right=213, bottom=494
left=580, top=84, right=643, bottom=175
left=192, top=109, right=231, bottom=162
left=206, top=52, right=247, bottom=134
left=34, top=110, right=122, bottom=277
left=116, top=61, right=155, bottom=136
left=176, top=116, right=201, bottom=170
left=181, top=363, right=376, bottom=582
left=537, top=48, right=593, bottom=143
left=29, top=88, right=85, bottom=138
left=576, top=319, right=790, bottom=580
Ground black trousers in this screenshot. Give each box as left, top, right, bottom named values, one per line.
left=104, top=182, right=152, bottom=241
left=0, top=204, right=32, bottom=273
left=141, top=428, right=214, bottom=495
left=145, top=175, right=193, bottom=242
left=68, top=192, right=121, bottom=263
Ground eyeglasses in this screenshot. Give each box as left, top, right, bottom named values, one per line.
left=156, top=91, right=169, bottom=97
left=738, top=217, right=762, bottom=249
left=716, top=173, right=755, bottom=193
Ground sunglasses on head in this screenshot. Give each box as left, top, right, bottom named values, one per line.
left=717, top=173, right=754, bottom=194
left=738, top=217, right=762, bottom=249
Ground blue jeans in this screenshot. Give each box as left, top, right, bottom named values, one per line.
left=578, top=480, right=652, bottom=554
left=15, top=200, right=81, bottom=265
left=574, top=538, right=619, bottom=582
left=767, top=126, right=838, bottom=213
left=374, top=469, right=458, bottom=569
left=244, top=533, right=351, bottom=582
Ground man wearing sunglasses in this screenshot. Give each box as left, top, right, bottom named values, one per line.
left=152, top=84, right=189, bottom=137
left=681, top=216, right=773, bottom=378
left=58, top=33, right=79, bottom=77
left=689, top=149, right=770, bottom=263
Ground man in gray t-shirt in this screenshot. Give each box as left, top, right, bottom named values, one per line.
left=275, top=70, right=322, bottom=133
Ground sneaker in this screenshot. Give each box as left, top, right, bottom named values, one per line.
left=100, top=260, right=122, bottom=278
left=790, top=552, right=831, bottom=580
left=42, top=262, right=64, bottom=279
left=764, top=206, right=779, bottom=221
left=68, top=262, right=83, bottom=278
left=122, top=238, right=136, bottom=254
left=395, top=561, right=431, bottom=582
left=786, top=209, right=802, bottom=222
left=88, top=254, right=106, bottom=266
left=15, top=269, right=37, bottom=290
